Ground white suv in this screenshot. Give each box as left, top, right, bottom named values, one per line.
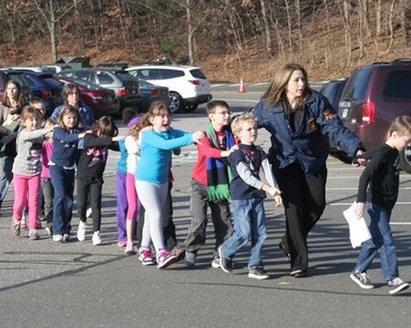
left=126, top=65, right=212, bottom=113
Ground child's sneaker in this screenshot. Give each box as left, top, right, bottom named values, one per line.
left=62, top=233, right=71, bottom=243
left=218, top=247, right=232, bottom=273
left=45, top=225, right=53, bottom=237
left=156, top=250, right=178, bottom=269
left=28, top=229, right=40, bottom=241
left=350, top=270, right=375, bottom=289
left=11, top=219, right=21, bottom=237
left=118, top=240, right=127, bottom=247
left=248, top=267, right=269, bottom=280
left=211, top=256, right=221, bottom=268
left=53, top=234, right=63, bottom=242
left=77, top=221, right=87, bottom=241
left=92, top=231, right=102, bottom=246
left=183, top=251, right=197, bottom=268
left=35, top=220, right=43, bottom=229
left=20, top=217, right=28, bottom=230
left=138, top=249, right=156, bottom=266
left=171, top=246, right=185, bottom=262
left=388, top=277, right=410, bottom=295
left=124, top=241, right=136, bottom=255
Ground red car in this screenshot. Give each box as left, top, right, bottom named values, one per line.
left=56, top=76, right=120, bottom=118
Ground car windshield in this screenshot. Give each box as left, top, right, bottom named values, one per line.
left=115, top=71, right=139, bottom=82
left=138, top=79, right=155, bottom=87
left=341, top=69, right=372, bottom=101
left=190, top=69, right=207, bottom=79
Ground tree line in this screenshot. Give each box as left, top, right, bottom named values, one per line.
left=0, top=0, right=409, bottom=71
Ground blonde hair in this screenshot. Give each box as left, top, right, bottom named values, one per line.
left=231, top=113, right=257, bottom=137
left=57, top=105, right=83, bottom=130
left=389, top=115, right=411, bottom=136
left=20, top=105, right=41, bottom=127
left=263, top=63, right=312, bottom=107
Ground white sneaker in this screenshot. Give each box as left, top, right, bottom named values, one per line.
left=86, top=208, right=92, bottom=218
left=92, top=231, right=102, bottom=246
left=77, top=221, right=87, bottom=241
left=53, top=234, right=63, bottom=242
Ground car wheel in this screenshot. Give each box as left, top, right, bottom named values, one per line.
left=399, top=147, right=411, bottom=173
left=169, top=92, right=183, bottom=113
left=184, top=104, right=198, bottom=113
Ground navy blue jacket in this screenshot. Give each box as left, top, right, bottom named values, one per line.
left=253, top=90, right=363, bottom=176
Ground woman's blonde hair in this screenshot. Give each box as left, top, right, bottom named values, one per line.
left=263, top=63, right=312, bottom=107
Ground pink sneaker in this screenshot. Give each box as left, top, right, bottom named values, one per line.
left=157, top=250, right=178, bottom=269
left=138, top=249, right=156, bottom=266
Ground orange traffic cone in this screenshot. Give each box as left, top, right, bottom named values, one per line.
left=238, top=78, right=246, bottom=93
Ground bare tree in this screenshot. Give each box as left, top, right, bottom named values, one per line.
left=260, top=0, right=272, bottom=56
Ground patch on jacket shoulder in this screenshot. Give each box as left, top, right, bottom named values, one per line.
left=308, top=118, right=318, bottom=132
left=323, top=109, right=335, bottom=121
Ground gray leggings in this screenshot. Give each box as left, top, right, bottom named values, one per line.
left=135, top=180, right=168, bottom=253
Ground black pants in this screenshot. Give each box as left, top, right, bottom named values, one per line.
left=276, top=162, right=327, bottom=272
left=77, top=177, right=104, bottom=232
left=136, top=182, right=177, bottom=250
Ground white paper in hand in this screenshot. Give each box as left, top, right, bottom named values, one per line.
left=343, top=202, right=372, bottom=249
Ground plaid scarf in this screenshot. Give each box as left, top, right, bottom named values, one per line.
left=206, top=125, right=235, bottom=201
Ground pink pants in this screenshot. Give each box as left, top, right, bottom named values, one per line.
left=126, top=173, right=138, bottom=221
left=13, top=173, right=41, bottom=230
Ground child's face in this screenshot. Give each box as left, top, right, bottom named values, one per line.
left=63, top=113, right=78, bottom=129
left=150, top=112, right=171, bottom=132
left=393, top=132, right=411, bottom=151
left=237, top=121, right=258, bottom=145
left=24, top=115, right=41, bottom=131
left=209, top=106, right=231, bottom=129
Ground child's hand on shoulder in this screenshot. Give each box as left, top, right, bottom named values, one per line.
left=112, top=135, right=126, bottom=142
left=192, top=130, right=206, bottom=144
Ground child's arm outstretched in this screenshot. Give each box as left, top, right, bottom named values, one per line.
left=260, top=157, right=282, bottom=207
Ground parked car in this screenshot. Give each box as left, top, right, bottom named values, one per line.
left=337, top=59, right=411, bottom=172
left=55, top=67, right=140, bottom=111
left=0, top=70, right=61, bottom=114
left=56, top=76, right=120, bottom=118
left=126, top=65, right=212, bottom=113
left=0, top=68, right=45, bottom=109
left=136, top=79, right=169, bottom=113
left=319, top=78, right=350, bottom=163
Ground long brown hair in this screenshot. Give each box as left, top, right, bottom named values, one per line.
left=2, top=80, right=24, bottom=109
left=91, top=115, right=118, bottom=137
left=129, top=101, right=171, bottom=139
left=56, top=104, right=84, bottom=130
left=262, top=63, right=312, bottom=107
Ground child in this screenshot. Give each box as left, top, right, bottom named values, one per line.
left=218, top=113, right=282, bottom=279
left=183, top=100, right=237, bottom=268
left=115, top=108, right=139, bottom=249
left=132, top=100, right=204, bottom=269
left=41, top=119, right=56, bottom=236
left=10, top=106, right=54, bottom=240
left=123, top=114, right=142, bottom=254
left=349, top=115, right=411, bottom=295
left=76, top=116, right=124, bottom=245
left=50, top=105, right=88, bottom=242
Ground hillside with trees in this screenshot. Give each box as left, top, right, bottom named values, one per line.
left=0, top=0, right=410, bottom=82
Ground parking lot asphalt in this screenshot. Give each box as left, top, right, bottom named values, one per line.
left=1, top=85, right=410, bottom=327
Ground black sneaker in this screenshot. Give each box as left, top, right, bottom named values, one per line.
left=248, top=267, right=269, bottom=280
left=350, top=271, right=375, bottom=289
left=388, top=277, right=409, bottom=295
left=218, top=247, right=232, bottom=273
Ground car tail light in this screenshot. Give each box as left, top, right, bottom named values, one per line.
left=42, top=90, right=52, bottom=100
left=361, top=101, right=375, bottom=123
left=90, top=90, right=104, bottom=100
left=188, top=80, right=201, bottom=85
left=149, top=89, right=159, bottom=97
left=117, top=87, right=128, bottom=97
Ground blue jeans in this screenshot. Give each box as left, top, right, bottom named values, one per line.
left=50, top=165, right=75, bottom=235
left=220, top=198, right=267, bottom=269
left=354, top=202, right=398, bottom=281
